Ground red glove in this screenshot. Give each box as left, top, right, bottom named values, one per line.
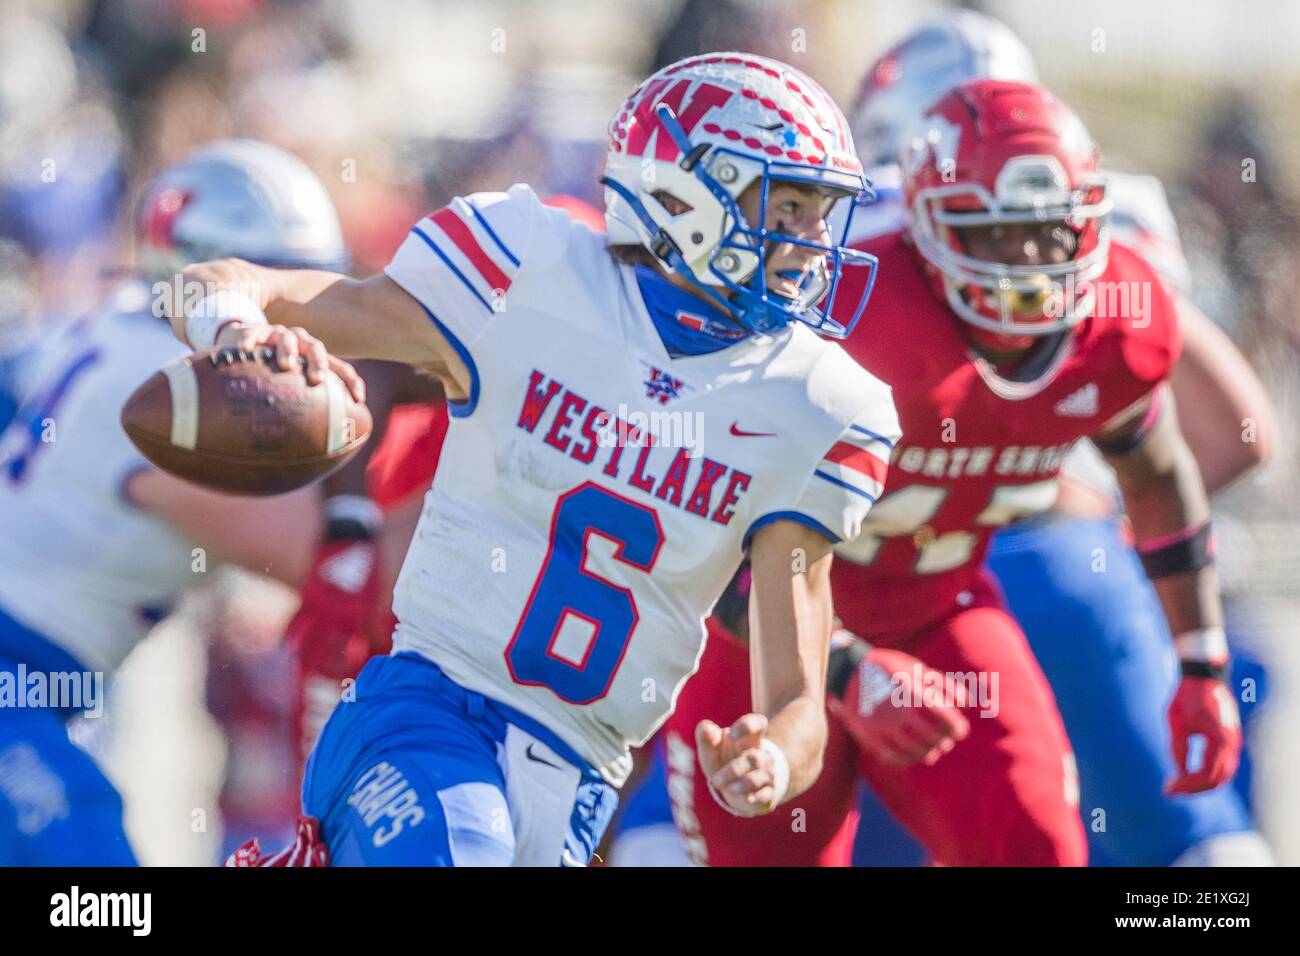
left=828, top=645, right=971, bottom=767
left=285, top=535, right=387, bottom=771
left=1165, top=676, right=1241, bottom=795
left=225, top=815, right=329, bottom=867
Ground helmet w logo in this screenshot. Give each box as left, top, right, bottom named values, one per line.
left=627, top=79, right=733, bottom=161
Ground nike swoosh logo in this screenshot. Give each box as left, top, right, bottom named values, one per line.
left=749, top=121, right=784, bottom=132
left=526, top=744, right=564, bottom=770
left=730, top=422, right=778, bottom=438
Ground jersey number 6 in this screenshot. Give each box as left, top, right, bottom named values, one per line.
left=505, top=482, right=664, bottom=704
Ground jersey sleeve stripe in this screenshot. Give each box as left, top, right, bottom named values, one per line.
left=466, top=202, right=521, bottom=268
left=848, top=423, right=895, bottom=449
left=813, top=466, right=881, bottom=502
left=430, top=208, right=515, bottom=295
left=409, top=224, right=496, bottom=315
left=823, top=441, right=889, bottom=485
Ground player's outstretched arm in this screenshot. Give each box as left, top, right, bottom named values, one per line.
left=1097, top=389, right=1241, bottom=794
left=126, top=469, right=323, bottom=587
left=164, top=258, right=472, bottom=402
left=696, top=520, right=835, bottom=816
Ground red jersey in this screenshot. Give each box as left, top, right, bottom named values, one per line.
left=661, top=618, right=861, bottom=867
left=365, top=402, right=449, bottom=510
left=831, top=234, right=1181, bottom=641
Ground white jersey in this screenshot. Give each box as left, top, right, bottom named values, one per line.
left=0, top=282, right=196, bottom=672
left=384, top=184, right=900, bottom=783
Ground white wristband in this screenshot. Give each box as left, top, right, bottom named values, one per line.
left=760, top=738, right=791, bottom=807
left=1174, top=626, right=1229, bottom=665
left=185, top=290, right=268, bottom=350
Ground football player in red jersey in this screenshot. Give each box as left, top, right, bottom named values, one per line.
left=820, top=78, right=1237, bottom=866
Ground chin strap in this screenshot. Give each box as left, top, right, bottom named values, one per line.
left=600, top=174, right=741, bottom=321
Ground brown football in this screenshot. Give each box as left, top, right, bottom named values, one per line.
left=121, top=346, right=372, bottom=496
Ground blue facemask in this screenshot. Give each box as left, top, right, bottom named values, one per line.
left=602, top=104, right=882, bottom=344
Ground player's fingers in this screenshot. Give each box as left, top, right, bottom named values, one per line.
left=1168, top=727, right=1189, bottom=775
left=920, top=741, right=953, bottom=766
left=868, top=733, right=917, bottom=767
left=235, top=326, right=262, bottom=352
left=1165, top=768, right=1213, bottom=796
left=1201, top=736, right=1238, bottom=788
left=905, top=730, right=951, bottom=767
left=918, top=702, right=970, bottom=742
left=727, top=712, right=768, bottom=751
left=695, top=720, right=725, bottom=775
left=709, top=746, right=770, bottom=790
left=724, top=766, right=774, bottom=800
left=329, top=356, right=367, bottom=404
left=294, top=328, right=329, bottom=385
left=886, top=723, right=939, bottom=766
left=273, top=325, right=300, bottom=371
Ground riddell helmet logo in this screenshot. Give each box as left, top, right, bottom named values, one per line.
left=627, top=79, right=734, bottom=160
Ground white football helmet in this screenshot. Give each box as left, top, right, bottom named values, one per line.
left=602, top=53, right=878, bottom=338
left=135, top=139, right=348, bottom=280
left=850, top=10, right=1039, bottom=169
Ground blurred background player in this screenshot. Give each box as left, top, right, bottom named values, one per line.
left=846, top=10, right=1273, bottom=866
left=0, top=139, right=346, bottom=865
left=822, top=77, right=1245, bottom=867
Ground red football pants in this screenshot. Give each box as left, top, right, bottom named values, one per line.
left=858, top=574, right=1086, bottom=866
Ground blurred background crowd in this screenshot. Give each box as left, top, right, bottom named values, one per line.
left=1, top=0, right=1297, bottom=865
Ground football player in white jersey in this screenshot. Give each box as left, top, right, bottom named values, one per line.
left=168, top=53, right=901, bottom=866
left=841, top=10, right=1274, bottom=866
left=0, top=140, right=349, bottom=865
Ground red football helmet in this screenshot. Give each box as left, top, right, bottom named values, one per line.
left=901, top=80, right=1111, bottom=349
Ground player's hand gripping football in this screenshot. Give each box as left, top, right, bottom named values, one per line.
left=1165, top=676, right=1242, bottom=795
left=696, top=713, right=784, bottom=817
left=215, top=322, right=366, bottom=403
left=827, top=646, right=971, bottom=767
